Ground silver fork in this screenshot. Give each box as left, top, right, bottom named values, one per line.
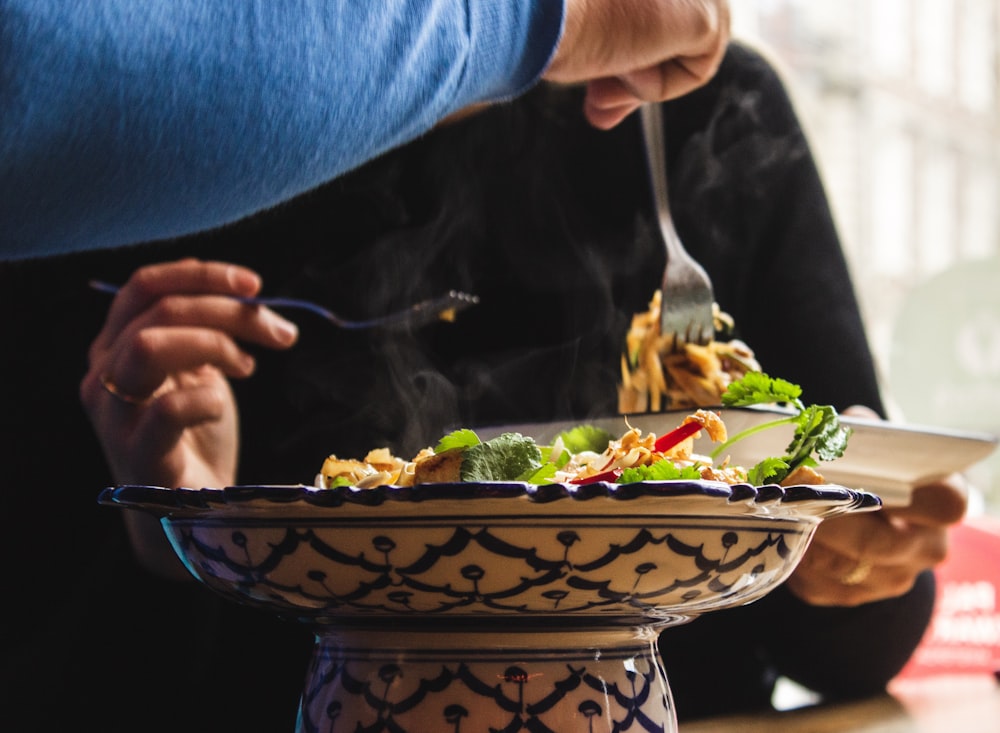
left=639, top=103, right=715, bottom=349
left=89, top=280, right=479, bottom=330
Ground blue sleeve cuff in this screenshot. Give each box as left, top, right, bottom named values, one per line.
left=462, top=0, right=565, bottom=104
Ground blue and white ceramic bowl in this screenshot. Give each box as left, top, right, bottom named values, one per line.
left=101, top=480, right=878, bottom=733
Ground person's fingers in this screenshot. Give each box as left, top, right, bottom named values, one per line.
left=100, top=326, right=259, bottom=401
left=91, top=258, right=263, bottom=354
left=841, top=404, right=880, bottom=419
left=582, top=79, right=642, bottom=130
left=788, top=549, right=920, bottom=606
left=617, top=47, right=729, bottom=102
left=89, top=291, right=298, bottom=403
left=810, top=513, right=950, bottom=571
left=838, top=406, right=968, bottom=525
left=129, top=380, right=231, bottom=461
left=889, top=474, right=969, bottom=527
left=91, top=374, right=235, bottom=487
left=124, top=293, right=300, bottom=350
left=787, top=509, right=953, bottom=607
left=79, top=367, right=120, bottom=416
left=548, top=0, right=730, bottom=89
left=581, top=36, right=728, bottom=130
left=812, top=505, right=952, bottom=562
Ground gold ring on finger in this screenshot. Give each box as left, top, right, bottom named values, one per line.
left=840, top=560, right=873, bottom=586
left=100, top=373, right=154, bottom=406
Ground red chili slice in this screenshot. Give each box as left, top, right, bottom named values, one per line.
left=653, top=421, right=702, bottom=452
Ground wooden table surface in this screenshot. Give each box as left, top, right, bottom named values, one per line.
left=678, top=675, right=1000, bottom=733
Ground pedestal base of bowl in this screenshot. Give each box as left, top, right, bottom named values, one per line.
left=296, top=625, right=678, bottom=733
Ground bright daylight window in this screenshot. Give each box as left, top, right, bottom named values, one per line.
left=733, top=1, right=1000, bottom=514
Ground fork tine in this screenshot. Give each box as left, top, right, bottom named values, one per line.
left=679, top=321, right=713, bottom=350
left=358, top=291, right=480, bottom=330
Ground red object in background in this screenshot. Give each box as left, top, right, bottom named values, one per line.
left=896, top=517, right=1000, bottom=679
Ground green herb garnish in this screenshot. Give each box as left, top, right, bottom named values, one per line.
left=434, top=429, right=480, bottom=454
left=420, top=371, right=848, bottom=487
left=520, top=461, right=558, bottom=484
left=460, top=432, right=543, bottom=482
left=619, top=461, right=702, bottom=483
left=712, top=371, right=852, bottom=484
left=556, top=424, right=613, bottom=454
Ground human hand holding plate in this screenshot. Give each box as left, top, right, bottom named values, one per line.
left=785, top=405, right=970, bottom=606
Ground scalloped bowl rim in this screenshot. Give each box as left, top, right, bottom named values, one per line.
left=98, top=480, right=881, bottom=521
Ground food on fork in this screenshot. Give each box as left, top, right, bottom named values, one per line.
left=618, top=290, right=761, bottom=413
left=318, top=373, right=852, bottom=491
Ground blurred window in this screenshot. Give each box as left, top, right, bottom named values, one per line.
left=733, top=1, right=1000, bottom=511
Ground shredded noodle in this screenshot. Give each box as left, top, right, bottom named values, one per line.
left=315, top=408, right=792, bottom=490
left=618, top=290, right=761, bottom=413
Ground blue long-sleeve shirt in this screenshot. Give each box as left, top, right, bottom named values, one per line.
left=0, top=0, right=564, bottom=258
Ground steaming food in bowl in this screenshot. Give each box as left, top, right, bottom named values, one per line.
left=618, top=290, right=761, bottom=412
left=319, top=372, right=852, bottom=491
left=319, top=291, right=851, bottom=493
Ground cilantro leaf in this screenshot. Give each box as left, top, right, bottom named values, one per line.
left=435, top=429, right=480, bottom=454
left=557, top=425, right=613, bottom=454
left=712, top=371, right=852, bottom=485
left=721, top=371, right=804, bottom=411
left=618, top=461, right=702, bottom=483
left=784, top=405, right=852, bottom=468
left=747, top=457, right=789, bottom=486
left=460, top=433, right=543, bottom=482
left=521, top=462, right=558, bottom=484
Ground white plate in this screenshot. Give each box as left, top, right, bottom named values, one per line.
left=475, top=407, right=999, bottom=506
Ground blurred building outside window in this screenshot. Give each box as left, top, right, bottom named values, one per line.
left=733, top=0, right=1000, bottom=514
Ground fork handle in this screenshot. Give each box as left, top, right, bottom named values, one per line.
left=88, top=280, right=336, bottom=322
left=639, top=103, right=673, bottom=226
left=88, top=279, right=120, bottom=296
left=640, top=103, right=695, bottom=272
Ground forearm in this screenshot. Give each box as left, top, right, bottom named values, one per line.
left=0, top=0, right=563, bottom=258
